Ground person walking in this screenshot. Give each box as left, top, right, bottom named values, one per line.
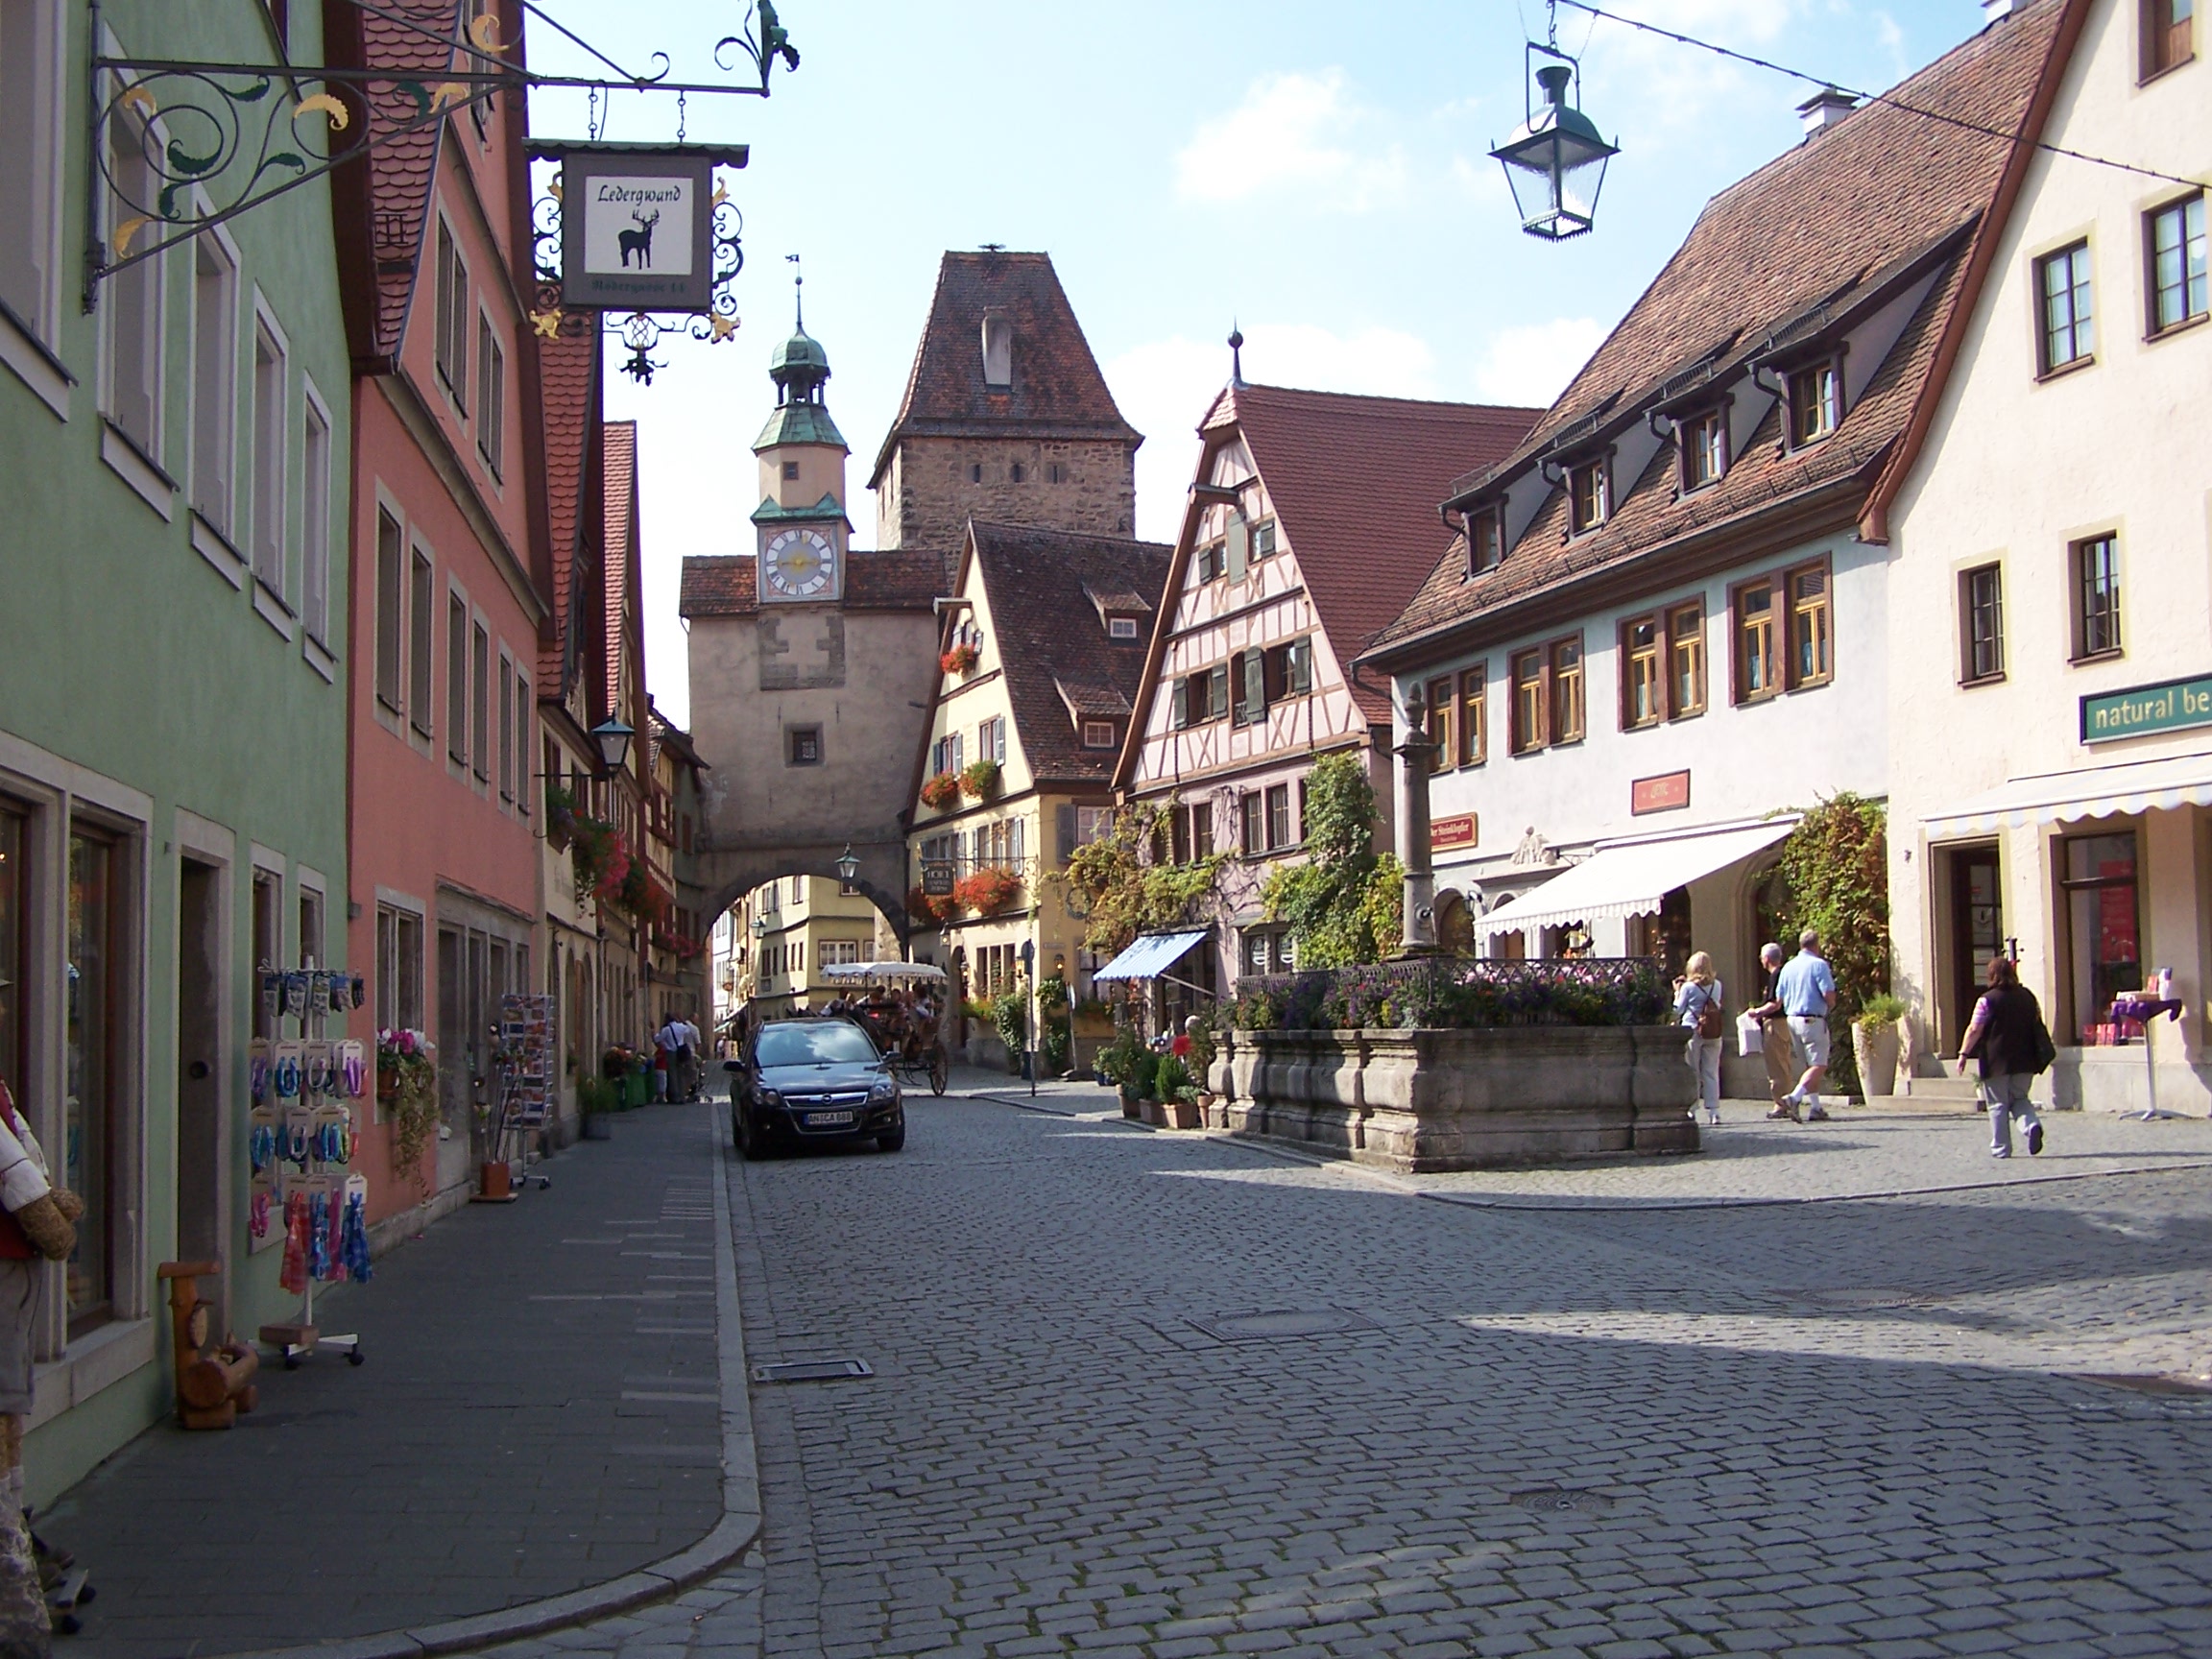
left=651, top=1015, right=685, bottom=1103
left=1957, top=955, right=2052, bottom=1159
left=1775, top=928, right=1838, bottom=1121
left=1748, top=942, right=1799, bottom=1119
left=1672, top=951, right=1726, bottom=1128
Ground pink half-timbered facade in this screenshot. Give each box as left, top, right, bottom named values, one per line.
left=1117, top=381, right=1537, bottom=1004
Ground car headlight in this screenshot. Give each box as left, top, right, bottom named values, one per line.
left=757, top=1088, right=784, bottom=1111
left=868, top=1077, right=898, bottom=1102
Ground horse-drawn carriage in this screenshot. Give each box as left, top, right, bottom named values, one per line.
left=820, top=960, right=951, bottom=1095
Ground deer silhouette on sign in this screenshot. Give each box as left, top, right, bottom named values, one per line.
left=618, top=208, right=661, bottom=269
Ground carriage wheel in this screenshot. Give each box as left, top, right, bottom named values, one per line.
left=929, top=1052, right=949, bottom=1095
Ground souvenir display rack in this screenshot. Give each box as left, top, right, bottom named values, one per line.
left=248, top=960, right=373, bottom=1369
left=489, top=993, right=555, bottom=1193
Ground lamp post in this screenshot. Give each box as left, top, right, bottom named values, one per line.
left=1490, top=21, right=1618, bottom=242
left=1395, top=682, right=1440, bottom=958
left=835, top=843, right=859, bottom=894
left=590, top=716, right=636, bottom=776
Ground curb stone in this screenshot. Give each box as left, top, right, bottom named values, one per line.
left=215, top=1103, right=762, bottom=1659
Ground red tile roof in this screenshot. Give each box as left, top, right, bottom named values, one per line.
left=965, top=523, right=1173, bottom=784
left=1221, top=384, right=1541, bottom=715
left=867, top=252, right=1140, bottom=488
left=1366, top=0, right=2070, bottom=660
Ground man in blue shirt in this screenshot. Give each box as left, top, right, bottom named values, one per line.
left=1774, top=929, right=1838, bottom=1121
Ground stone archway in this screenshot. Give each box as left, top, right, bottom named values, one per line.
left=685, top=835, right=915, bottom=950
left=1435, top=888, right=1477, bottom=955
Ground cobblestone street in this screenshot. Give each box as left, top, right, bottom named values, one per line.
left=464, top=1082, right=2212, bottom=1659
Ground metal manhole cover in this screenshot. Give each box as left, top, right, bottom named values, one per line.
left=751, top=1358, right=874, bottom=1383
left=2072, top=1372, right=2212, bottom=1398
left=1189, top=1308, right=1379, bottom=1342
left=1510, top=1488, right=1613, bottom=1515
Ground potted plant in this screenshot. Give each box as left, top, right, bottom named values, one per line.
left=1853, top=994, right=1908, bottom=1097
left=1098, top=1029, right=1147, bottom=1117
left=959, top=758, right=1001, bottom=801
left=569, top=813, right=619, bottom=902
left=378, top=1028, right=441, bottom=1197
left=919, top=772, right=961, bottom=812
left=1154, top=1054, right=1202, bottom=1129
left=941, top=642, right=979, bottom=676
left=578, top=1075, right=618, bottom=1140
left=543, top=783, right=578, bottom=853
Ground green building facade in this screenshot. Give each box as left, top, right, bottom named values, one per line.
left=0, top=0, right=352, bottom=1502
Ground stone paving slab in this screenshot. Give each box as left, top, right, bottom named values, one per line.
left=454, top=1084, right=2212, bottom=1657
left=43, top=1101, right=734, bottom=1658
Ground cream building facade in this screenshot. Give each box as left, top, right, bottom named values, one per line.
left=736, top=876, right=882, bottom=1019
left=1876, top=0, right=2209, bottom=1112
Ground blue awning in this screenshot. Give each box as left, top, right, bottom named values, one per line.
left=1092, top=929, right=1209, bottom=981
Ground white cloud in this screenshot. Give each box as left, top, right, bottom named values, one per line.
left=1471, top=317, right=1606, bottom=408
left=1106, top=324, right=1441, bottom=543
left=1173, top=70, right=1407, bottom=212
left=1576, top=0, right=1808, bottom=138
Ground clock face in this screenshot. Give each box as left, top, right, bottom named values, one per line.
left=762, top=527, right=836, bottom=600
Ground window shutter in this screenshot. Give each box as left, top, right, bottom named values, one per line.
left=1171, top=679, right=1189, bottom=731
left=1225, top=514, right=1249, bottom=583
left=1208, top=663, right=1228, bottom=720
left=1243, top=651, right=1265, bottom=720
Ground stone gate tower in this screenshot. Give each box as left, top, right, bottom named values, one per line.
left=869, top=250, right=1142, bottom=583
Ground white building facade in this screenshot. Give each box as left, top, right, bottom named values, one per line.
left=1875, top=0, right=2209, bottom=1112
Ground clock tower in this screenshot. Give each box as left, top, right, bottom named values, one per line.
left=752, top=294, right=851, bottom=604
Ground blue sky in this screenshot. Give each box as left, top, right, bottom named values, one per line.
left=525, top=0, right=2008, bottom=725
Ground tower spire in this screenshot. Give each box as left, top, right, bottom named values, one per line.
left=787, top=252, right=804, bottom=331
left=1228, top=322, right=1245, bottom=388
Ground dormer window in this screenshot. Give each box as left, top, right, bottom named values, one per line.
left=1680, top=408, right=1727, bottom=490
left=1082, top=720, right=1116, bottom=749
left=1108, top=616, right=1139, bottom=639
left=1788, top=360, right=1840, bottom=445
left=981, top=313, right=1012, bottom=385
left=1466, top=503, right=1504, bottom=575
left=1568, top=458, right=1609, bottom=534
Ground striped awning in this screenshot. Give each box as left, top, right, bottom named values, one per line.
left=1093, top=930, right=1209, bottom=981
left=1923, top=751, right=2212, bottom=836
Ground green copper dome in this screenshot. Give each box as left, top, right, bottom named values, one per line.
left=770, top=326, right=830, bottom=378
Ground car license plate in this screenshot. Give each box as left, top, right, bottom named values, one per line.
left=804, top=1110, right=855, bottom=1127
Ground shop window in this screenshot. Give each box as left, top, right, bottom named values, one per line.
left=1426, top=678, right=1455, bottom=772
left=100, top=78, right=163, bottom=461
left=1960, top=564, right=2006, bottom=685
left=470, top=622, right=491, bottom=781
left=2062, top=831, right=2141, bottom=1044
left=2141, top=0, right=2195, bottom=80
left=2035, top=241, right=2095, bottom=373
left=1466, top=503, right=1503, bottom=575
left=66, top=828, right=120, bottom=1334
left=1680, top=408, right=1726, bottom=490
left=191, top=236, right=238, bottom=531
left=408, top=550, right=433, bottom=736
left=2072, top=534, right=2122, bottom=660
left=1568, top=458, right=1608, bottom=534
left=446, top=591, right=469, bottom=762
left=374, top=510, right=403, bottom=710
left=2147, top=193, right=2207, bottom=333
left=1788, top=360, right=1839, bottom=445
left=1668, top=602, right=1706, bottom=716
left=1457, top=666, right=1486, bottom=767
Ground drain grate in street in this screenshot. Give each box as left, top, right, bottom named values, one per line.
left=1189, top=1308, right=1380, bottom=1342
left=2072, top=1372, right=2212, bottom=1397
left=751, top=1358, right=874, bottom=1383
left=1510, top=1488, right=1613, bottom=1515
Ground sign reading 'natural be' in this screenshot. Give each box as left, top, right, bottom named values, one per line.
left=2080, top=674, right=2212, bottom=744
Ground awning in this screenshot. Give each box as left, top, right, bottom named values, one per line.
left=1477, top=820, right=1794, bottom=939
left=1924, top=751, right=2212, bottom=836
left=1093, top=929, right=1209, bottom=981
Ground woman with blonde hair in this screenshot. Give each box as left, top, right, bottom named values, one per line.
left=1672, top=950, right=1726, bottom=1128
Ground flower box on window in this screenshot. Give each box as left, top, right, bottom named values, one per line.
left=920, top=772, right=961, bottom=811
left=953, top=868, right=1022, bottom=915
left=941, top=643, right=979, bottom=676
left=959, top=758, right=1001, bottom=800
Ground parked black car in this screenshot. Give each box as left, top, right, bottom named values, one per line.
left=727, top=1017, right=905, bottom=1158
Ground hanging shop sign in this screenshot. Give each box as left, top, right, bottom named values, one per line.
left=2080, top=674, right=2212, bottom=744
left=921, top=860, right=957, bottom=898
left=560, top=149, right=717, bottom=312
left=1431, top=813, right=1479, bottom=852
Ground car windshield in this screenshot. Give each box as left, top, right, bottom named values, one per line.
left=755, top=1022, right=879, bottom=1068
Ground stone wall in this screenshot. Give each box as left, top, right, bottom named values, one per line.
left=876, top=437, right=1136, bottom=556
left=1211, top=1026, right=1699, bottom=1171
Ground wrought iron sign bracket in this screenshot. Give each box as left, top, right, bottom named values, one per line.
left=82, top=0, right=797, bottom=314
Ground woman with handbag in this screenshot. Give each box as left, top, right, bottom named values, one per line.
left=1673, top=951, right=1727, bottom=1128
left=1956, top=954, right=2054, bottom=1159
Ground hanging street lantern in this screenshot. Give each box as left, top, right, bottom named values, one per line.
left=1490, top=24, right=1619, bottom=242
left=835, top=844, right=860, bottom=891
left=590, top=716, right=636, bottom=776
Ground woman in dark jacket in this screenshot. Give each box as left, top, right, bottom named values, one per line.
left=1956, top=955, right=2053, bottom=1159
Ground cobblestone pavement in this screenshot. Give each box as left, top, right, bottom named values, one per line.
left=475, top=1083, right=2212, bottom=1658
left=45, top=1100, right=730, bottom=1658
